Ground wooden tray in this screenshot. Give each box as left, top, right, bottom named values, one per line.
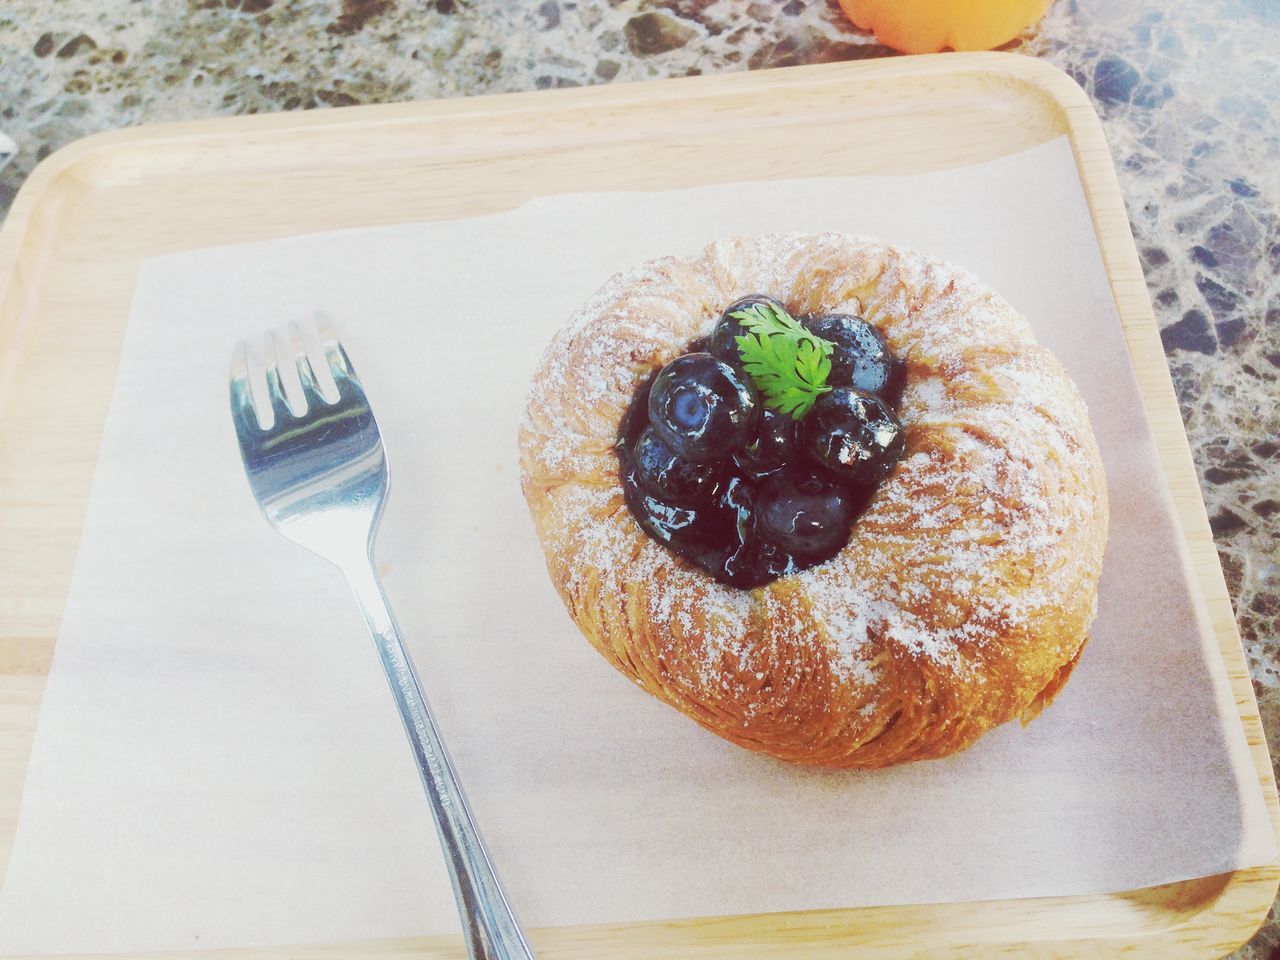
left=0, top=52, right=1275, bottom=960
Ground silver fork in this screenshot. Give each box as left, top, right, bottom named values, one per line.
left=229, top=324, right=536, bottom=960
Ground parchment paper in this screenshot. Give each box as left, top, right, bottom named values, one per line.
left=0, top=137, right=1272, bottom=955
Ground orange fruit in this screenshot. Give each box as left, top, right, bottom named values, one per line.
left=837, top=0, right=1054, bottom=54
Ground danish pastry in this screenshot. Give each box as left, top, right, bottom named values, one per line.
left=519, top=233, right=1108, bottom=768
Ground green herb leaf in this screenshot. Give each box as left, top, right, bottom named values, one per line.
left=731, top=302, right=834, bottom=358
left=731, top=303, right=834, bottom=419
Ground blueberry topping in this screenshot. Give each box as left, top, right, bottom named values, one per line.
left=622, top=467, right=741, bottom=581
left=621, top=467, right=803, bottom=589
left=616, top=297, right=909, bottom=589
left=733, top=407, right=798, bottom=479
left=633, top=426, right=720, bottom=506
left=715, top=476, right=797, bottom=587
left=802, top=313, right=905, bottom=404
left=754, top=469, right=861, bottom=559
left=709, top=294, right=788, bottom=364
left=717, top=472, right=756, bottom=542
left=801, top=387, right=905, bottom=485
left=648, top=353, right=760, bottom=464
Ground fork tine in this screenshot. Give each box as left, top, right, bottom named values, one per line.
left=289, top=321, right=330, bottom=408
left=316, top=315, right=360, bottom=392
left=262, top=332, right=296, bottom=421
left=229, top=341, right=263, bottom=432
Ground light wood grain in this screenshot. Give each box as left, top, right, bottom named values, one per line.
left=0, top=52, right=1274, bottom=960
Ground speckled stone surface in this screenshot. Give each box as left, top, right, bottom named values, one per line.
left=0, top=0, right=1277, bottom=955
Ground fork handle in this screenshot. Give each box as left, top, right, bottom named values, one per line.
left=344, top=558, right=537, bottom=960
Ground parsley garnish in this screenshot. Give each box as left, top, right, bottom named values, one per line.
left=732, top=302, right=835, bottom=419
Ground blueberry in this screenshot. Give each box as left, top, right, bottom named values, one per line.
left=709, top=294, right=788, bottom=364
left=754, top=469, right=861, bottom=560
left=723, top=537, right=797, bottom=588
left=733, top=407, right=798, bottom=479
left=802, top=313, right=905, bottom=404
left=622, top=470, right=703, bottom=549
left=632, top=426, right=720, bottom=506
left=648, top=352, right=760, bottom=464
left=801, top=387, right=905, bottom=485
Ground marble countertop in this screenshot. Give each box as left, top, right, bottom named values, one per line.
left=1, top=0, right=1277, bottom=956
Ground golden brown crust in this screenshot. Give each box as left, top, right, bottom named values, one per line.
left=519, top=233, right=1108, bottom=769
